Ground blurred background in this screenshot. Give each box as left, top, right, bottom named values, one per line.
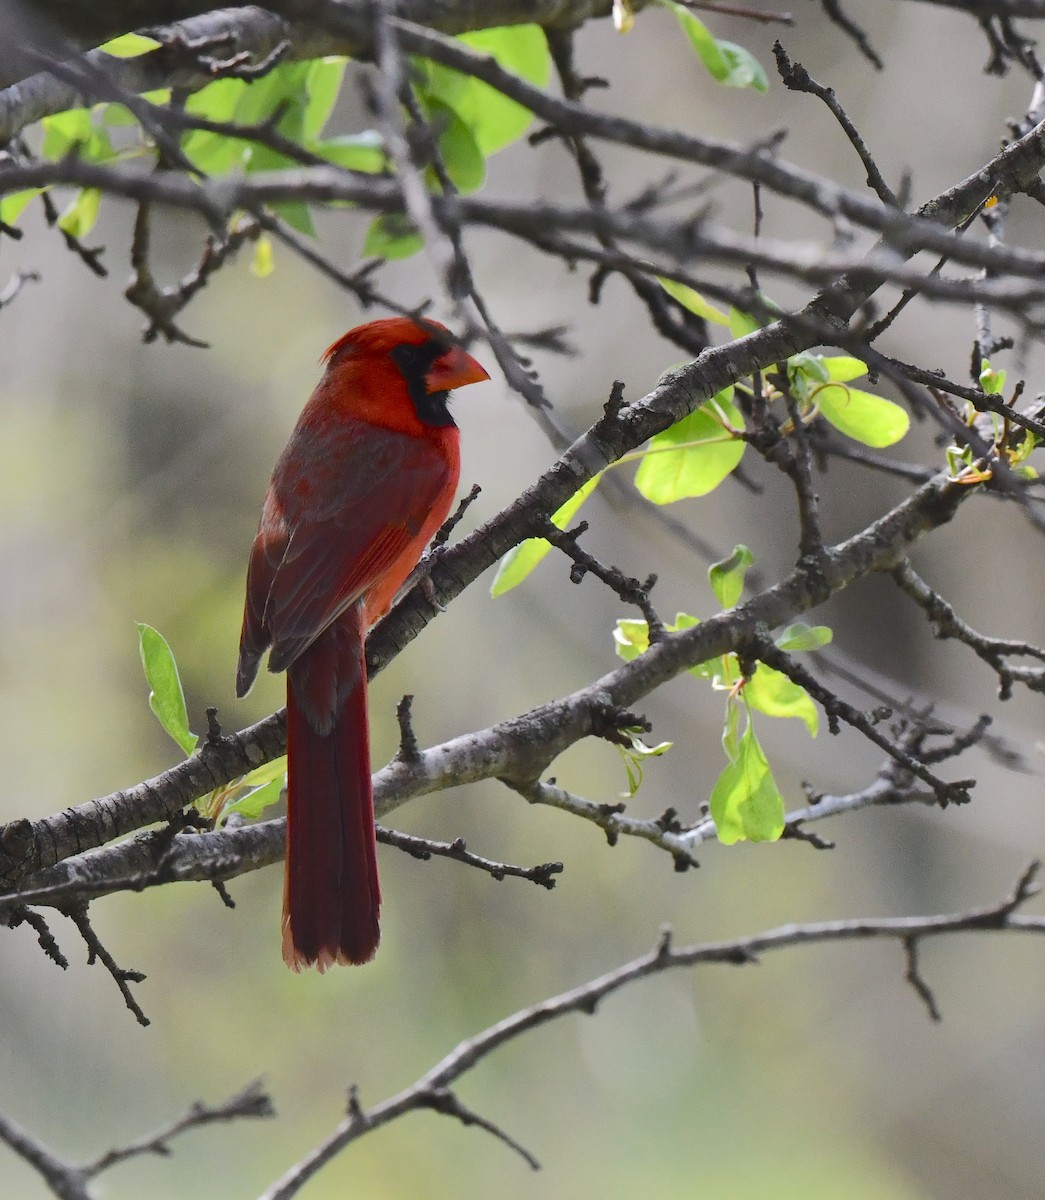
left=3, top=3, right=1045, bottom=1197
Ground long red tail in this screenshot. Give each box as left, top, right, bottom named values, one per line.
left=283, top=606, right=381, bottom=970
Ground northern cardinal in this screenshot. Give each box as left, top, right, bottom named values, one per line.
left=237, top=317, right=489, bottom=970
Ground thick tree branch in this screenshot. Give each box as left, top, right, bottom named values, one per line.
left=1, top=460, right=981, bottom=907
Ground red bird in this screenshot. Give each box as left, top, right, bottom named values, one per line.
left=237, top=317, right=489, bottom=970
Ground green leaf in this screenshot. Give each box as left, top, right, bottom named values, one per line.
left=236, top=64, right=325, bottom=230
left=662, top=2, right=728, bottom=78
left=707, top=651, right=742, bottom=691
left=100, top=103, right=139, bottom=128
left=816, top=384, right=910, bottom=447
left=617, top=732, right=673, bottom=797
left=491, top=474, right=602, bottom=596
left=657, top=276, right=730, bottom=325
left=613, top=618, right=651, bottom=661
left=222, top=777, right=284, bottom=822
left=187, top=78, right=247, bottom=123
left=303, top=58, right=346, bottom=140
left=708, top=544, right=753, bottom=608
left=42, top=108, right=93, bottom=158
left=709, top=723, right=785, bottom=844
left=251, top=233, right=275, bottom=277
left=312, top=131, right=386, bottom=173
left=788, top=350, right=830, bottom=391
left=613, top=612, right=721, bottom=679
left=414, top=25, right=550, bottom=157
left=425, top=98, right=486, bottom=192
left=716, top=40, right=769, bottom=92
left=239, top=756, right=290, bottom=790
left=0, top=189, right=43, bottom=226
left=219, top=756, right=288, bottom=824
left=979, top=358, right=1007, bottom=396
left=136, top=622, right=198, bottom=756
left=363, top=213, right=424, bottom=260
left=234, top=61, right=310, bottom=128
left=634, top=388, right=745, bottom=503
left=822, top=355, right=868, bottom=383
left=272, top=200, right=316, bottom=236
left=721, top=692, right=742, bottom=761
left=41, top=100, right=118, bottom=154
left=58, top=188, right=101, bottom=239
left=745, top=665, right=818, bottom=736
left=728, top=306, right=761, bottom=339
left=661, top=2, right=767, bottom=91
left=183, top=79, right=248, bottom=173
left=99, top=33, right=160, bottom=58
left=773, top=622, right=833, bottom=652
left=666, top=613, right=717, bottom=679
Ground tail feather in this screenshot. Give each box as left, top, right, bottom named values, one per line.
left=283, top=607, right=381, bottom=969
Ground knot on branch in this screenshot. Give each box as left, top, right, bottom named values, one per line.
left=0, top=817, right=36, bottom=887
left=589, top=697, right=651, bottom=748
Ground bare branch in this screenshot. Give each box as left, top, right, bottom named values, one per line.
left=260, top=864, right=1045, bottom=1198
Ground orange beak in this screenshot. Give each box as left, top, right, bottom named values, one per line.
left=425, top=343, right=490, bottom=393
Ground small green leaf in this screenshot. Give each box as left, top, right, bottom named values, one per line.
left=662, top=2, right=729, bottom=78
left=99, top=33, right=160, bottom=58
left=42, top=108, right=93, bottom=158
left=251, top=233, right=275, bottom=277
left=745, top=665, right=818, bottom=736
left=708, top=544, right=753, bottom=608
left=721, top=693, right=742, bottom=761
left=634, top=388, right=745, bottom=503
left=613, top=618, right=650, bottom=661
left=424, top=97, right=486, bottom=193
left=187, top=78, right=247, bottom=123
left=100, top=103, right=139, bottom=127
left=181, top=129, right=243, bottom=174
left=816, top=384, right=910, bottom=447
left=137, top=622, right=198, bottom=756
left=272, top=201, right=315, bottom=236
left=491, top=474, right=603, bottom=596
left=666, top=613, right=717, bottom=679
left=183, top=79, right=248, bottom=173
left=788, top=350, right=830, bottom=392
left=821, top=355, right=868, bottom=383
left=979, top=358, right=1007, bottom=396
left=710, top=723, right=785, bottom=844
left=728, top=307, right=761, bottom=339
left=616, top=732, right=673, bottom=797
left=222, top=777, right=284, bottom=822
left=222, top=778, right=284, bottom=822
left=303, top=57, right=346, bottom=140
left=234, top=61, right=310, bottom=128
left=58, top=188, right=101, bottom=239
left=313, top=131, right=386, bottom=173
left=773, top=622, right=833, bottom=652
left=414, top=26, right=550, bottom=158
left=219, top=756, right=288, bottom=824
left=716, top=41, right=769, bottom=92
left=0, top=188, right=43, bottom=226
left=240, top=756, right=290, bottom=790
left=363, top=213, right=424, bottom=260
left=661, top=2, right=767, bottom=91
left=657, top=276, right=730, bottom=325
